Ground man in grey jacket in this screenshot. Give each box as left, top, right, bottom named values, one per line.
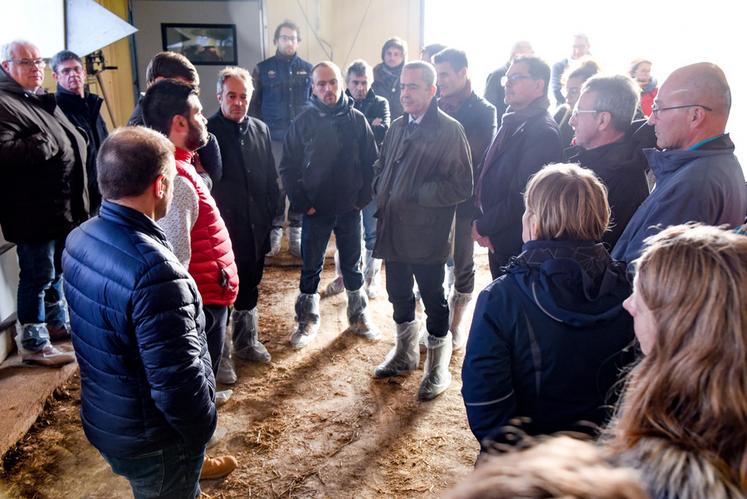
left=612, top=62, right=746, bottom=265
left=372, top=61, right=472, bottom=401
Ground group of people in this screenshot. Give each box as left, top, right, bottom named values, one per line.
left=0, top=18, right=746, bottom=498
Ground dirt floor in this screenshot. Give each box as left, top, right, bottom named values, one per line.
left=0, top=251, right=492, bottom=498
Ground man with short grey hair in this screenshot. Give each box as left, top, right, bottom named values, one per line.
left=372, top=60, right=472, bottom=401
left=208, top=66, right=279, bottom=383
left=565, top=74, right=651, bottom=248
left=0, top=39, right=88, bottom=366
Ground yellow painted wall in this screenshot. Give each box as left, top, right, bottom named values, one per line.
left=91, top=0, right=136, bottom=129
left=264, top=0, right=421, bottom=71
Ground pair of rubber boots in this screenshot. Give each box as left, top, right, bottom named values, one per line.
left=324, top=249, right=382, bottom=299
left=266, top=226, right=301, bottom=258
left=289, top=288, right=379, bottom=349
left=216, top=308, right=270, bottom=385
left=375, top=321, right=453, bottom=401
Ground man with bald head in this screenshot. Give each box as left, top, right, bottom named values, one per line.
left=1, top=39, right=88, bottom=366
left=612, top=62, right=747, bottom=264
left=279, top=61, right=379, bottom=349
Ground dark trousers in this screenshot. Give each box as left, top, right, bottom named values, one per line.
left=101, top=442, right=205, bottom=499
left=204, top=305, right=228, bottom=376
left=300, top=210, right=363, bottom=294
left=234, top=256, right=266, bottom=311
left=385, top=261, right=449, bottom=337
left=271, top=139, right=302, bottom=229
left=488, top=251, right=511, bottom=279
left=451, top=215, right=475, bottom=293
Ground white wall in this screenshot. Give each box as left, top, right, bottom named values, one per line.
left=131, top=0, right=264, bottom=116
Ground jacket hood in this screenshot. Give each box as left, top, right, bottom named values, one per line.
left=508, top=240, right=631, bottom=327
left=645, top=134, right=734, bottom=177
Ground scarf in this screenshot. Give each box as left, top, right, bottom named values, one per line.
left=438, top=80, right=473, bottom=117
left=476, top=95, right=551, bottom=208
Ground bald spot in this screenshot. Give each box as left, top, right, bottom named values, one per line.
left=665, top=62, right=731, bottom=118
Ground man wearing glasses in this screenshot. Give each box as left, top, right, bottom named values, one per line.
left=52, top=50, right=108, bottom=214
left=472, top=56, right=563, bottom=278
left=249, top=20, right=313, bottom=259
left=612, top=62, right=747, bottom=265
left=0, top=40, right=88, bottom=366
left=565, top=74, right=652, bottom=248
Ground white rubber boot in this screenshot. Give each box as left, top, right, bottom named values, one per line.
left=289, top=293, right=320, bottom=349
left=232, top=308, right=271, bottom=363
left=346, top=288, right=381, bottom=340
left=216, top=339, right=237, bottom=385
left=449, top=290, right=473, bottom=350
left=266, top=227, right=282, bottom=257
left=288, top=226, right=302, bottom=258
left=323, top=251, right=345, bottom=298
left=374, top=320, right=420, bottom=378
left=363, top=249, right=382, bottom=299
left=418, top=331, right=453, bottom=401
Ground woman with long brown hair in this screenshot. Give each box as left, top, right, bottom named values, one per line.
left=607, top=223, right=747, bottom=498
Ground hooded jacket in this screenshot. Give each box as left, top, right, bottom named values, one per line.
left=279, top=93, right=377, bottom=216
left=612, top=134, right=747, bottom=264
left=462, top=240, right=635, bottom=448
left=372, top=62, right=404, bottom=119
left=62, top=201, right=217, bottom=458
left=0, top=67, right=88, bottom=243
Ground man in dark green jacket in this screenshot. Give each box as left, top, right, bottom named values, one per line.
left=372, top=61, right=472, bottom=401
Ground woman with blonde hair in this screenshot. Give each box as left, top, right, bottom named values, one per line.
left=606, top=223, right=747, bottom=498
left=462, top=163, right=635, bottom=452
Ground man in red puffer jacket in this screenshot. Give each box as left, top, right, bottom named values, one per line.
left=142, top=79, right=239, bottom=480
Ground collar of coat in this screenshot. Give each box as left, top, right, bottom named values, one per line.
left=644, top=134, right=734, bottom=177
left=403, top=97, right=441, bottom=130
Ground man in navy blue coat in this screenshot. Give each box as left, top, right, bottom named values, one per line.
left=62, top=127, right=217, bottom=498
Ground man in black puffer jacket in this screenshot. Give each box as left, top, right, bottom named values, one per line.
left=280, top=61, right=379, bottom=350
left=62, top=127, right=217, bottom=498
left=0, top=40, right=88, bottom=367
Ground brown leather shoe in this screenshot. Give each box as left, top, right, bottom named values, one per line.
left=47, top=324, right=72, bottom=341
left=22, top=344, right=76, bottom=367
left=200, top=455, right=237, bottom=480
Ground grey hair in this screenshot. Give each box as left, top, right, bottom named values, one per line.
left=582, top=74, right=640, bottom=132
left=1, top=39, right=36, bottom=62
left=216, top=66, right=253, bottom=95
left=345, top=59, right=373, bottom=82
left=403, top=60, right=436, bottom=87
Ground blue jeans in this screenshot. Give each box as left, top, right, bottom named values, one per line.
left=300, top=210, right=363, bottom=294
left=102, top=443, right=205, bottom=499
left=16, top=238, right=68, bottom=350
left=361, top=199, right=378, bottom=251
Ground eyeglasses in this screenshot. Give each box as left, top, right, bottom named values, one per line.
left=8, top=58, right=46, bottom=68
left=278, top=35, right=298, bottom=42
left=650, top=104, right=712, bottom=118
left=571, top=108, right=600, bottom=118
left=500, top=74, right=532, bottom=87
